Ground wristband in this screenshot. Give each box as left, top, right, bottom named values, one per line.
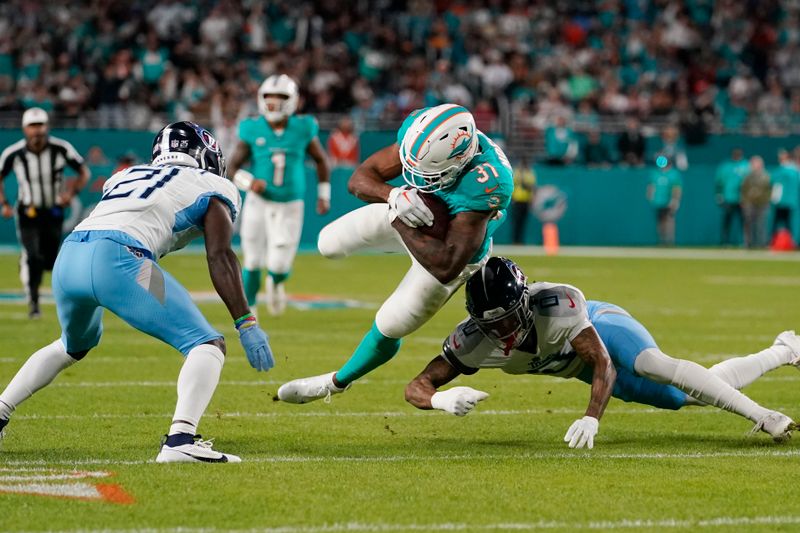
left=234, top=312, right=257, bottom=330
left=317, top=182, right=331, bottom=202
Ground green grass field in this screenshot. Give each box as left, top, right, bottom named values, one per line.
left=1, top=250, right=800, bottom=532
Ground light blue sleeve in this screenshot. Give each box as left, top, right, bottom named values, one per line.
left=173, top=191, right=238, bottom=233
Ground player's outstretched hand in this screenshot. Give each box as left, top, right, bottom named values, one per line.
left=238, top=325, right=275, bottom=372
left=388, top=186, right=434, bottom=228
left=431, top=386, right=489, bottom=416
left=564, top=416, right=599, bottom=449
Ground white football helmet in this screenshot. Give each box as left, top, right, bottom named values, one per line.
left=258, top=74, right=299, bottom=123
left=399, top=103, right=479, bottom=192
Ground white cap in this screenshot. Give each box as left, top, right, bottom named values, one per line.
left=22, top=107, right=48, bottom=127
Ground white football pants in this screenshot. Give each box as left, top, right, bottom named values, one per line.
left=318, top=203, right=487, bottom=338
left=240, top=194, right=304, bottom=275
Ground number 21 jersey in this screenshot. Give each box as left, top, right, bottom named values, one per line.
left=74, top=164, right=241, bottom=259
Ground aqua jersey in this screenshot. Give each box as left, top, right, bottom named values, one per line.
left=238, top=114, right=319, bottom=202
left=396, top=110, right=514, bottom=262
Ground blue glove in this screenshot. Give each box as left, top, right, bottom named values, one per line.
left=238, top=325, right=275, bottom=371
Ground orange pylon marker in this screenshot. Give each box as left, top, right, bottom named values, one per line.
left=543, top=222, right=559, bottom=256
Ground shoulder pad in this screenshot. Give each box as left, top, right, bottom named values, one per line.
left=441, top=318, right=483, bottom=375
left=530, top=285, right=585, bottom=318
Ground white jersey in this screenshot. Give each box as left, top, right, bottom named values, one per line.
left=75, top=164, right=241, bottom=259
left=441, top=282, right=593, bottom=377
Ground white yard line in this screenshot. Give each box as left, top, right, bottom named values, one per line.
left=5, top=448, right=800, bottom=469
left=11, top=406, right=763, bottom=422
left=15, top=515, right=800, bottom=532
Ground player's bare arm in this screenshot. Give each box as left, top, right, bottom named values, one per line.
left=572, top=326, right=616, bottom=420
left=306, top=137, right=331, bottom=214
left=59, top=164, right=91, bottom=206
left=203, top=197, right=250, bottom=321
left=0, top=172, right=10, bottom=218
left=347, top=144, right=403, bottom=203
left=405, top=355, right=462, bottom=409
left=392, top=209, right=491, bottom=284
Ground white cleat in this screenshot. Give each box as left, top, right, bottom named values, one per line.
left=774, top=330, right=800, bottom=366
left=751, top=411, right=797, bottom=443
left=156, top=435, right=242, bottom=463
left=266, top=277, right=286, bottom=316
left=277, top=371, right=349, bottom=404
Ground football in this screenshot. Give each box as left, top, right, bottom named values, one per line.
left=417, top=192, right=451, bottom=241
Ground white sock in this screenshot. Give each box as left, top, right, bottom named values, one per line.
left=169, top=344, right=224, bottom=436
left=708, top=345, right=795, bottom=390
left=634, top=349, right=770, bottom=422
left=0, top=339, right=77, bottom=420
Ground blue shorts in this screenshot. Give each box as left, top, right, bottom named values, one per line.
left=52, top=231, right=222, bottom=355
left=577, top=301, right=687, bottom=410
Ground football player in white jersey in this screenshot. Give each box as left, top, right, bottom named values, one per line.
left=0, top=122, right=274, bottom=463
left=405, top=257, right=798, bottom=448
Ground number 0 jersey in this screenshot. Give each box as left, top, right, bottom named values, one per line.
left=238, top=114, right=319, bottom=202
left=441, top=282, right=593, bottom=377
left=396, top=109, right=514, bottom=261
left=74, top=164, right=241, bottom=260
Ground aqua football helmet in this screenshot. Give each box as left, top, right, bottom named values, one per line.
left=151, top=121, right=227, bottom=178
left=258, top=74, right=298, bottom=123
left=399, top=103, right=479, bottom=192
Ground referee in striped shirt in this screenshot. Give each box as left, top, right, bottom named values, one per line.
left=0, top=108, right=90, bottom=318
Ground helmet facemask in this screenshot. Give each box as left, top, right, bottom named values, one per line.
left=261, top=93, right=291, bottom=123
left=471, top=287, right=534, bottom=351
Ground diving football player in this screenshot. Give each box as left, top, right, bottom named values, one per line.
left=405, top=257, right=798, bottom=448
left=278, top=103, right=514, bottom=403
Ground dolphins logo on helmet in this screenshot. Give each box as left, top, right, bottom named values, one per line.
left=399, top=103, right=479, bottom=192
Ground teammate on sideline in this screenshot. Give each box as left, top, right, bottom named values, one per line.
left=227, top=74, right=330, bottom=316
left=404, top=257, right=798, bottom=448
left=278, top=103, right=514, bottom=404
left=0, top=122, right=274, bottom=463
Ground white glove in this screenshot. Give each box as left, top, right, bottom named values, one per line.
left=564, top=416, right=599, bottom=449
left=430, top=386, right=489, bottom=416
left=387, top=186, right=434, bottom=228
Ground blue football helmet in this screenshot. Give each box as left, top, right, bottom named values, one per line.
left=151, top=121, right=227, bottom=178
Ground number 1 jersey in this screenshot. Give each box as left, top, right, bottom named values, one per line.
left=238, top=114, right=318, bottom=202
left=75, top=164, right=241, bottom=259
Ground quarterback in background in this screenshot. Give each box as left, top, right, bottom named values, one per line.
left=228, top=74, right=330, bottom=315
left=0, top=122, right=274, bottom=463
left=405, top=257, right=798, bottom=448
left=278, top=103, right=513, bottom=404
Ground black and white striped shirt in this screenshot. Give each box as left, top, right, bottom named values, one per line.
left=0, top=137, right=84, bottom=209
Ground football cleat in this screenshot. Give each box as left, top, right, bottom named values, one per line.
left=266, top=277, right=287, bottom=316
left=0, top=417, right=8, bottom=441
left=773, top=330, right=800, bottom=367
left=155, top=434, right=241, bottom=463
left=277, top=371, right=349, bottom=404
left=750, top=411, right=797, bottom=442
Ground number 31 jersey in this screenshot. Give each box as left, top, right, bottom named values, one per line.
left=75, top=164, right=241, bottom=260
left=238, top=115, right=318, bottom=202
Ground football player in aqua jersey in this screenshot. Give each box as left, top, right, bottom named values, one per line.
left=0, top=122, right=274, bottom=463
left=278, top=103, right=514, bottom=404
left=227, top=74, right=330, bottom=315
left=405, top=257, right=799, bottom=448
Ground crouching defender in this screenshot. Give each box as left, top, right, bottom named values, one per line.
left=0, top=122, right=274, bottom=463
left=405, top=257, right=798, bottom=448
left=278, top=104, right=513, bottom=403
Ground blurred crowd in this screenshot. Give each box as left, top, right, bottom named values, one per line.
left=2, top=0, right=800, bottom=138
